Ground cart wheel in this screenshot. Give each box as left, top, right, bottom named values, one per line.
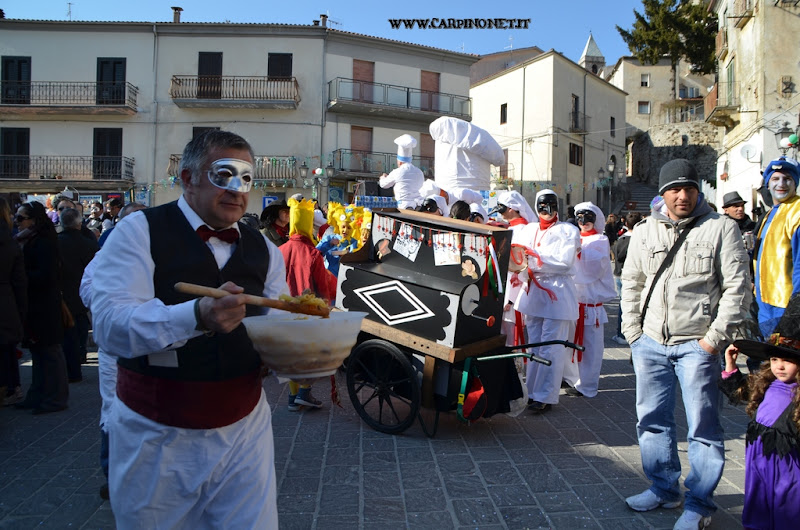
left=346, top=339, right=420, bottom=434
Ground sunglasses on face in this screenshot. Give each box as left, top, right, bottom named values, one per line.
left=15, top=214, right=30, bottom=222
left=206, top=158, right=253, bottom=193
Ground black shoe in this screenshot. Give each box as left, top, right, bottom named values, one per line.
left=560, top=381, right=570, bottom=389
left=32, top=405, right=67, bottom=415
left=565, top=387, right=584, bottom=397
left=14, top=400, right=35, bottom=410
left=527, top=398, right=534, bottom=406
left=99, top=483, right=110, bottom=500
left=528, top=401, right=551, bottom=414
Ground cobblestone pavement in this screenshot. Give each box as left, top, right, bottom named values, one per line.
left=0, top=301, right=748, bottom=529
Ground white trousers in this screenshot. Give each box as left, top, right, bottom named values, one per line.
left=525, top=317, right=573, bottom=405
left=562, top=320, right=605, bottom=397
left=109, top=389, right=278, bottom=530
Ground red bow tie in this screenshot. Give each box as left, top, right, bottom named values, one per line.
left=196, top=225, right=239, bottom=244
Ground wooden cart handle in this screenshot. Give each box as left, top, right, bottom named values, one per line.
left=174, top=282, right=330, bottom=318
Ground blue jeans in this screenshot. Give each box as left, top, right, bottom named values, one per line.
left=631, top=334, right=724, bottom=516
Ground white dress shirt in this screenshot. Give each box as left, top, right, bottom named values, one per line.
left=91, top=195, right=288, bottom=360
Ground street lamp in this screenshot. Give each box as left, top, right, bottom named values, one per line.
left=298, top=162, right=309, bottom=179
left=775, top=122, right=798, bottom=155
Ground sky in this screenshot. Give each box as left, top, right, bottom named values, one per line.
left=7, top=0, right=647, bottom=64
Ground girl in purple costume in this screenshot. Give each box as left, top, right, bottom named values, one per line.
left=721, top=294, right=800, bottom=530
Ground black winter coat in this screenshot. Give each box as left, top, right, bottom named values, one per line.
left=58, top=228, right=99, bottom=317
left=0, top=229, right=27, bottom=344
left=21, top=231, right=64, bottom=346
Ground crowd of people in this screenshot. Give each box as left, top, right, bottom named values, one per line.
left=0, top=128, right=798, bottom=530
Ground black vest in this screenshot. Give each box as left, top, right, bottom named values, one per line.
left=117, top=202, right=269, bottom=381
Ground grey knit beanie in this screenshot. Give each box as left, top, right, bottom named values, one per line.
left=658, top=159, right=699, bottom=195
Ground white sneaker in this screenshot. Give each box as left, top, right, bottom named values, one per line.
left=673, top=510, right=711, bottom=530
left=612, top=335, right=629, bottom=346
left=625, top=489, right=681, bottom=512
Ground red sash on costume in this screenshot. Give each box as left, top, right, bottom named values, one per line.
left=117, top=366, right=262, bottom=429
left=572, top=303, right=602, bottom=363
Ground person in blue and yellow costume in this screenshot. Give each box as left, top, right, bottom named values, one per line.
left=279, top=197, right=337, bottom=411
left=754, top=157, right=800, bottom=338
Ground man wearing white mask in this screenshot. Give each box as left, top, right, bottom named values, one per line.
left=562, top=202, right=616, bottom=398
left=513, top=189, right=580, bottom=413
left=379, top=134, right=425, bottom=209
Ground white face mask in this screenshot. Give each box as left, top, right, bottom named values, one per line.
left=768, top=172, right=797, bottom=204
left=206, top=158, right=253, bottom=193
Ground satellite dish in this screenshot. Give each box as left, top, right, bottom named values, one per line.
left=740, top=144, right=758, bottom=161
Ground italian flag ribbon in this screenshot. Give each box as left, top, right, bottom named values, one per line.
left=482, top=237, right=503, bottom=298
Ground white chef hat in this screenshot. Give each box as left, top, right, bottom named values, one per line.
left=496, top=190, right=537, bottom=223
left=395, top=134, right=417, bottom=163
left=469, top=202, right=487, bottom=223
left=419, top=179, right=442, bottom=198
left=420, top=194, right=450, bottom=217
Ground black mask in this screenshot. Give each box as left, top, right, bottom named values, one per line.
left=576, top=210, right=596, bottom=225
left=536, top=194, right=558, bottom=215
left=418, top=198, right=440, bottom=214
left=489, top=203, right=508, bottom=216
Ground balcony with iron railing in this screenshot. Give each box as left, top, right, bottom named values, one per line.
left=0, top=155, right=135, bottom=192
left=716, top=29, right=728, bottom=60
left=705, top=82, right=741, bottom=128
left=569, top=111, right=589, bottom=133
left=0, top=81, right=139, bottom=115
left=331, top=149, right=435, bottom=179
left=169, top=76, right=300, bottom=109
left=327, top=78, right=471, bottom=123
left=167, top=154, right=299, bottom=182
left=732, top=0, right=754, bottom=28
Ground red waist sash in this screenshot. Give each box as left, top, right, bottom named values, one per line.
left=117, top=365, right=262, bottom=429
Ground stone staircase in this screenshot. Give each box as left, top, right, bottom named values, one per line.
left=619, top=183, right=659, bottom=216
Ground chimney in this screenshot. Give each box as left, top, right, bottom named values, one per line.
left=320, top=14, right=328, bottom=28
left=171, top=6, right=183, bottom=23
left=312, top=20, right=320, bottom=26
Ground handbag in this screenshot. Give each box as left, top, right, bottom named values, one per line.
left=61, top=298, right=75, bottom=329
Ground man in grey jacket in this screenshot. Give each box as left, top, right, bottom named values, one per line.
left=621, top=159, right=750, bottom=530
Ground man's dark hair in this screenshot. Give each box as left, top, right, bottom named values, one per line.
left=625, top=211, right=642, bottom=229
left=180, top=130, right=255, bottom=184
left=59, top=207, right=83, bottom=229
left=119, top=202, right=146, bottom=220
left=449, top=200, right=470, bottom=220
left=106, top=197, right=124, bottom=209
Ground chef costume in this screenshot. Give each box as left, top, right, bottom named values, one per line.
left=561, top=202, right=616, bottom=397
left=379, top=134, right=425, bottom=209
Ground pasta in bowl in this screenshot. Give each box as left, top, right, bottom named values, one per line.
left=242, top=311, right=367, bottom=383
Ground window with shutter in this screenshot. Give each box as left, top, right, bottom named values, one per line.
left=268, top=54, right=292, bottom=79
left=97, top=58, right=126, bottom=105
left=1, top=127, right=30, bottom=178
left=2, top=56, right=32, bottom=104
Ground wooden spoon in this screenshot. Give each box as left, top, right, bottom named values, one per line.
left=174, top=282, right=331, bottom=318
